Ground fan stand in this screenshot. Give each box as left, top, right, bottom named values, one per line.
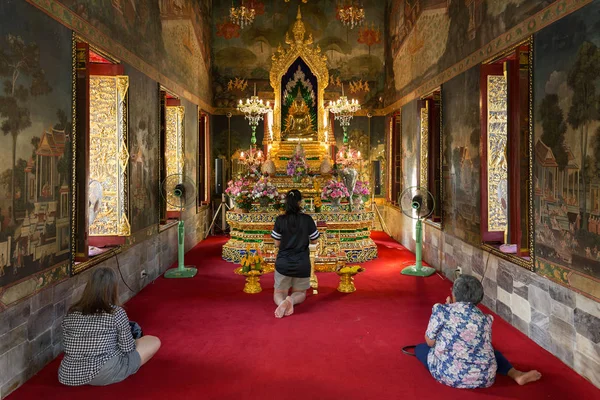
left=165, top=198, right=197, bottom=279
left=401, top=218, right=435, bottom=277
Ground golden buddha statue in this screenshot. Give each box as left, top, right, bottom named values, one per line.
left=283, top=89, right=314, bottom=140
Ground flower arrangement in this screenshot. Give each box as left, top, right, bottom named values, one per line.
left=225, top=177, right=253, bottom=212
left=273, top=193, right=287, bottom=211
left=286, top=152, right=308, bottom=180
left=353, top=180, right=370, bottom=201
left=251, top=176, right=279, bottom=202
left=240, top=245, right=263, bottom=274
left=313, top=196, right=322, bottom=212
left=321, top=179, right=350, bottom=200
left=336, top=146, right=362, bottom=168
left=338, top=265, right=364, bottom=274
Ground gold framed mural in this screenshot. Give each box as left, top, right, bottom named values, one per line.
left=88, top=75, right=131, bottom=237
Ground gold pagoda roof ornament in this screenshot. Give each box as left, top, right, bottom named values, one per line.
left=271, top=6, right=328, bottom=90
left=269, top=6, right=329, bottom=144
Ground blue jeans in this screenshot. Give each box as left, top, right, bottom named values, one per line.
left=415, top=343, right=513, bottom=375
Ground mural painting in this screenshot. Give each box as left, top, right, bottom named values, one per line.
left=385, top=0, right=557, bottom=104
left=401, top=100, right=418, bottom=191
left=58, top=0, right=212, bottom=102
left=441, top=66, right=481, bottom=245
left=212, top=0, right=384, bottom=109
left=126, top=66, right=159, bottom=232
left=533, top=1, right=600, bottom=298
left=0, top=0, right=72, bottom=290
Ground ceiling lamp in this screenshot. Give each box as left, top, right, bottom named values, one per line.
left=237, top=83, right=270, bottom=146
left=230, top=0, right=256, bottom=29
left=337, top=0, right=365, bottom=29
left=329, top=84, right=360, bottom=145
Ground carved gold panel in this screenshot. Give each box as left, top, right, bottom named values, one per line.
left=487, top=75, right=508, bottom=232
left=166, top=105, right=185, bottom=211
left=420, top=105, right=429, bottom=189
left=89, top=75, right=130, bottom=236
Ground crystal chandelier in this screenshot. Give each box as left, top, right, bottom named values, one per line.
left=230, top=0, right=256, bottom=29
left=239, top=147, right=264, bottom=173
left=237, top=83, right=270, bottom=146
left=329, top=84, right=360, bottom=144
left=337, top=0, right=365, bottom=29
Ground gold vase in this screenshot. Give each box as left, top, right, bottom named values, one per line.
left=336, top=268, right=364, bottom=293
left=235, top=267, right=263, bottom=294
left=337, top=273, right=356, bottom=293
left=244, top=274, right=262, bottom=294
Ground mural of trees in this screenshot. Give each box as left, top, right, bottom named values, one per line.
left=0, top=34, right=52, bottom=223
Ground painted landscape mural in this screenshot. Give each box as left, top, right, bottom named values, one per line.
left=56, top=0, right=212, bottom=103
left=385, top=0, right=557, bottom=105
left=0, top=0, right=72, bottom=290
left=126, top=65, right=159, bottom=233
left=441, top=66, right=481, bottom=246
left=212, top=0, right=385, bottom=109
left=533, top=1, right=600, bottom=298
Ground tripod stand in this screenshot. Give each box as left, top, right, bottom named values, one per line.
left=206, top=194, right=231, bottom=238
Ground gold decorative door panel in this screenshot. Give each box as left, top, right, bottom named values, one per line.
left=89, top=75, right=130, bottom=237
left=166, top=105, right=185, bottom=211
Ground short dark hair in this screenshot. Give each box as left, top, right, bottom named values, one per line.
left=69, top=267, right=120, bottom=315
left=452, top=274, right=484, bottom=304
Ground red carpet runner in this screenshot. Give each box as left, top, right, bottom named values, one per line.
left=9, top=232, right=598, bottom=399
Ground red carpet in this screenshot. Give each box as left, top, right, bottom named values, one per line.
left=8, top=232, right=599, bottom=399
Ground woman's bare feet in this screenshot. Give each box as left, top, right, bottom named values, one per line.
left=284, top=296, right=294, bottom=316
left=510, top=369, right=542, bottom=385
left=274, top=297, right=292, bottom=318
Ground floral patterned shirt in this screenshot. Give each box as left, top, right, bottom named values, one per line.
left=425, top=302, right=497, bottom=388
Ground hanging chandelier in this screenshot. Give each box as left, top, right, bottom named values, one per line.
left=230, top=1, right=256, bottom=29
left=337, top=0, right=365, bottom=29
left=237, top=83, right=270, bottom=146
left=329, top=84, right=360, bottom=144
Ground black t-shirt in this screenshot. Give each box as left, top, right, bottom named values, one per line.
left=271, top=213, right=320, bottom=278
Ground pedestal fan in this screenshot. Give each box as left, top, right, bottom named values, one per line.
left=399, top=186, right=436, bottom=277
left=161, top=173, right=197, bottom=278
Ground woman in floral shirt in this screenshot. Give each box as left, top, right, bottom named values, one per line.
left=415, top=275, right=541, bottom=388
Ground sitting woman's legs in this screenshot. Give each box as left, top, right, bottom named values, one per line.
left=289, top=289, right=306, bottom=305
left=273, top=289, right=288, bottom=306
left=415, top=344, right=431, bottom=370
left=495, top=350, right=542, bottom=385
left=136, top=336, right=161, bottom=366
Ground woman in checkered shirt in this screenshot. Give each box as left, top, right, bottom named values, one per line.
left=58, top=267, right=161, bottom=386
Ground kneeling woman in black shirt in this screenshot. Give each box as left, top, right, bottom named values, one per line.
left=271, top=189, right=319, bottom=318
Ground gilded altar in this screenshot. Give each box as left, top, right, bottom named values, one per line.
left=222, top=7, right=378, bottom=271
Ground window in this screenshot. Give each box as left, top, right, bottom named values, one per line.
left=74, top=42, right=130, bottom=263
left=389, top=113, right=402, bottom=204
left=418, top=89, right=442, bottom=223
left=480, top=42, right=532, bottom=258
left=159, top=89, right=185, bottom=223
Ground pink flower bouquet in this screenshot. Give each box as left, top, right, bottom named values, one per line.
left=321, top=180, right=350, bottom=200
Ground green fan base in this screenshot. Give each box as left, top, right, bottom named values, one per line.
left=401, top=265, right=436, bottom=277
left=164, top=266, right=197, bottom=279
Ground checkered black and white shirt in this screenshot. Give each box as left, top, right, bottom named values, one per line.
left=58, top=306, right=136, bottom=386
